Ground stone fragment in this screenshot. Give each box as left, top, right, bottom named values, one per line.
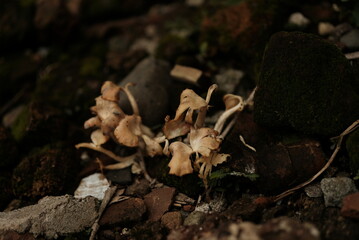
left=340, top=29, right=359, bottom=49
left=161, top=211, right=183, bottom=230
left=0, top=231, right=35, bottom=240
left=74, top=173, right=110, bottom=200
left=182, top=205, right=195, bottom=212
left=99, top=198, right=146, bottom=226
left=214, top=69, right=243, bottom=94
left=320, top=177, right=358, bottom=207
left=0, top=195, right=99, bottom=239
left=119, top=57, right=172, bottom=126
left=318, top=22, right=335, bottom=36
left=288, top=12, right=310, bottom=27
left=341, top=192, right=359, bottom=219
left=125, top=178, right=151, bottom=197
left=144, top=187, right=177, bottom=222
left=254, top=31, right=359, bottom=136
left=105, top=167, right=132, bottom=185
left=305, top=183, right=323, bottom=198
left=183, top=211, right=206, bottom=226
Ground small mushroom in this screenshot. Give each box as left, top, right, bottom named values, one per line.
left=101, top=81, right=121, bottom=102
left=84, top=116, right=101, bottom=129
left=114, top=115, right=142, bottom=147
left=163, top=114, right=191, bottom=139
left=214, top=94, right=244, bottom=134
left=194, top=84, right=217, bottom=129
left=142, top=134, right=163, bottom=157
left=168, top=142, right=194, bottom=176
left=189, top=127, right=221, bottom=157
left=91, top=129, right=110, bottom=146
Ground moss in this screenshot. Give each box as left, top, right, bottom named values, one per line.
left=346, top=129, right=359, bottom=176
left=11, top=106, right=30, bottom=142
left=12, top=143, right=79, bottom=200
left=79, top=57, right=102, bottom=77
left=146, top=156, right=202, bottom=198
left=254, top=31, right=359, bottom=136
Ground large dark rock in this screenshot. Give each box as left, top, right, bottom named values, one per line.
left=254, top=31, right=359, bottom=136
left=119, top=57, right=172, bottom=127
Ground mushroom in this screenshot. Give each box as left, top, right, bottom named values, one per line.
left=114, top=115, right=142, bottom=147
left=189, top=127, right=221, bottom=157
left=101, top=81, right=121, bottom=102
left=84, top=116, right=101, bottom=129
left=168, top=142, right=194, bottom=176
left=194, top=84, right=217, bottom=129
left=214, top=94, right=244, bottom=134
left=142, top=134, right=163, bottom=157
left=91, top=129, right=110, bottom=146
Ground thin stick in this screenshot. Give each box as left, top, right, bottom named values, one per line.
left=75, top=143, right=136, bottom=162
left=273, top=119, right=359, bottom=202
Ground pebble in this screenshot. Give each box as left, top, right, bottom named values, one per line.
left=161, top=211, right=183, bottom=230
left=288, top=12, right=310, bottom=27
left=320, top=177, right=358, bottom=207
left=144, top=187, right=177, bottom=222
left=318, top=22, right=335, bottom=36
left=125, top=178, right=151, bottom=197
left=214, top=69, right=243, bottom=93
left=183, top=211, right=206, bottom=226
left=340, top=192, right=359, bottom=219
left=99, top=198, right=146, bottom=226
left=340, top=29, right=359, bottom=49
left=304, top=183, right=323, bottom=198
left=74, top=173, right=110, bottom=200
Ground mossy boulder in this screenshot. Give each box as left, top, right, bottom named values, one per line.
left=254, top=31, right=359, bottom=136
left=346, top=129, right=359, bottom=177
left=12, top=143, right=79, bottom=200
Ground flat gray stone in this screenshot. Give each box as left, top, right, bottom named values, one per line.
left=0, top=195, right=99, bottom=239
left=119, top=57, right=172, bottom=126
left=320, top=177, right=358, bottom=207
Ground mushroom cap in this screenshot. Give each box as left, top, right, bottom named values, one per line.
left=223, top=94, right=244, bottom=111
left=84, top=116, right=101, bottom=129
left=91, top=129, right=110, bottom=146
left=163, top=115, right=191, bottom=140
left=189, top=127, right=221, bottom=157
left=101, top=81, right=121, bottom=102
left=174, top=89, right=207, bottom=120
left=168, top=142, right=194, bottom=176
left=114, top=115, right=142, bottom=147
left=142, top=134, right=163, bottom=157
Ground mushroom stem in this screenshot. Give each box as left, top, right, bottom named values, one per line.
left=75, top=143, right=136, bottom=162
left=244, top=87, right=257, bottom=107
left=214, top=96, right=244, bottom=133
left=122, top=83, right=140, bottom=115
left=219, top=115, right=237, bottom=139
left=195, top=84, right=217, bottom=129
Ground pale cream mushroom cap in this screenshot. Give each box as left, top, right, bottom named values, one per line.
left=84, top=116, right=101, bottom=129
left=189, top=127, right=221, bottom=157
left=142, top=134, right=163, bottom=157
left=168, top=142, right=193, bottom=176
left=114, top=115, right=142, bottom=147
left=91, top=129, right=110, bottom=146
left=101, top=81, right=121, bottom=102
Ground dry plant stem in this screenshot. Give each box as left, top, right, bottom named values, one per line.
left=122, top=83, right=140, bottom=115
left=89, top=186, right=117, bottom=240
left=214, top=98, right=244, bottom=133
left=273, top=119, right=359, bottom=202
left=75, top=143, right=136, bottom=162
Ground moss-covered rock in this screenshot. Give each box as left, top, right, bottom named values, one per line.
left=346, top=129, right=359, bottom=177
left=12, top=143, right=79, bottom=201
left=254, top=31, right=359, bottom=136
left=0, top=126, right=19, bottom=168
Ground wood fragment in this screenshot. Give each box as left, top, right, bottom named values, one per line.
left=170, top=65, right=203, bottom=84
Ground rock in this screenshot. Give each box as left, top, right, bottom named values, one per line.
left=74, top=173, right=110, bottom=200
left=182, top=204, right=195, bottom=212
left=341, top=192, right=359, bottom=219
left=318, top=22, right=335, bottom=36
left=346, top=129, right=359, bottom=177
left=305, top=183, right=323, bottom=198
left=320, top=177, right=358, bottom=207
left=224, top=196, right=262, bottom=222
left=0, top=125, right=18, bottom=168
left=259, top=217, right=320, bottom=240
left=221, top=112, right=326, bottom=193
left=125, top=178, right=151, bottom=197
left=183, top=211, right=206, bottom=226
left=99, top=198, right=146, bottom=226
left=161, top=211, right=183, bottom=230
left=214, top=69, right=244, bottom=94
left=144, top=187, right=176, bottom=222
left=105, top=167, right=132, bottom=185
left=0, top=231, right=35, bottom=240
left=12, top=143, right=79, bottom=200
left=340, top=29, right=359, bottom=49
left=254, top=31, right=359, bottom=136
left=0, top=195, right=99, bottom=239
left=118, top=57, right=172, bottom=126
left=288, top=12, right=310, bottom=27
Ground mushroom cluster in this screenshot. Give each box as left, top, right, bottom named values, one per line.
left=76, top=81, right=254, bottom=188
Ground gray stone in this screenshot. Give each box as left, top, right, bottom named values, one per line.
left=340, top=29, right=359, bottom=49
left=183, top=211, right=206, bottom=226
left=0, top=195, right=99, bottom=239
left=320, top=177, right=358, bottom=207
left=305, top=183, right=323, bottom=198
left=214, top=69, right=243, bottom=94
left=119, top=57, right=172, bottom=126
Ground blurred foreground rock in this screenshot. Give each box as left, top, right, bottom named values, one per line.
left=0, top=195, right=99, bottom=239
